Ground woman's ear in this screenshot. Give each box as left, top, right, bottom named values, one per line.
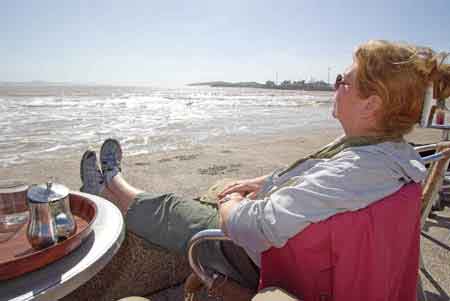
left=362, top=94, right=383, bottom=118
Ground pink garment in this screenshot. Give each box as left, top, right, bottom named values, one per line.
left=259, top=183, right=421, bottom=301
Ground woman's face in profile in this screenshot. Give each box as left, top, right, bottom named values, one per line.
left=332, top=63, right=366, bottom=134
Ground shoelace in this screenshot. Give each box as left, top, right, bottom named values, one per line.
left=102, top=152, right=121, bottom=172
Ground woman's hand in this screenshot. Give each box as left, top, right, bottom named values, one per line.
left=217, top=192, right=244, bottom=235
left=218, top=175, right=269, bottom=200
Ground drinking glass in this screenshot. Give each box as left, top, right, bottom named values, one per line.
left=0, top=180, right=29, bottom=243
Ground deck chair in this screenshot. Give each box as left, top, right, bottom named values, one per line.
left=188, top=148, right=450, bottom=301
left=189, top=183, right=422, bottom=301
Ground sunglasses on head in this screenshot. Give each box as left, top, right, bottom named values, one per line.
left=334, top=74, right=351, bottom=90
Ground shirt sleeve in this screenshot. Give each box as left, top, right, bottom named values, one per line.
left=225, top=149, right=407, bottom=253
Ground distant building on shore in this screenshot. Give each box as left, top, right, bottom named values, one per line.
left=189, top=79, right=333, bottom=91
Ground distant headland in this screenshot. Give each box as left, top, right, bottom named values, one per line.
left=188, top=80, right=334, bottom=91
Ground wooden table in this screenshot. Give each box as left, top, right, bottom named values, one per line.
left=0, top=192, right=125, bottom=301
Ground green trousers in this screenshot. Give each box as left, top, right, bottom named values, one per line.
left=126, top=191, right=259, bottom=289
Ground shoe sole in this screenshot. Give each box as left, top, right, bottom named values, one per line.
left=80, top=150, right=96, bottom=185
left=100, top=138, right=123, bottom=172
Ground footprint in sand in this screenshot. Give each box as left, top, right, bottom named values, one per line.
left=158, top=154, right=199, bottom=163
left=198, top=163, right=242, bottom=175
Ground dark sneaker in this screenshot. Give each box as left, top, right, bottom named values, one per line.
left=100, top=138, right=123, bottom=185
left=80, top=150, right=105, bottom=195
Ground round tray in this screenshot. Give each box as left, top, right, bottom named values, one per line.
left=0, top=193, right=97, bottom=280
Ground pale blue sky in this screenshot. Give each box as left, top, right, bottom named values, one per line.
left=1, top=0, right=449, bottom=86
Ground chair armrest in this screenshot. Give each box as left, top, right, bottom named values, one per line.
left=188, top=231, right=300, bottom=300
left=414, top=143, right=438, bottom=153
left=422, top=148, right=450, bottom=164
left=187, top=229, right=231, bottom=288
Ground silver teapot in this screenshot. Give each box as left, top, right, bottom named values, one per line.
left=26, top=182, right=77, bottom=250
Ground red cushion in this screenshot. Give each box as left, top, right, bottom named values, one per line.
left=259, top=183, right=421, bottom=301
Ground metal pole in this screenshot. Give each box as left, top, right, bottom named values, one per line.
left=327, top=66, right=333, bottom=86
left=328, top=67, right=330, bottom=85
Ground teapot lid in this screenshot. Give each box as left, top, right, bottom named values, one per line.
left=27, top=181, right=69, bottom=203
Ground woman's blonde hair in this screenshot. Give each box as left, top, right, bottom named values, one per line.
left=354, top=40, right=450, bottom=136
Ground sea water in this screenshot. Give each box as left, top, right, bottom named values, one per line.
left=0, top=86, right=337, bottom=167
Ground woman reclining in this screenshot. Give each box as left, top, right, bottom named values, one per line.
left=80, top=40, right=450, bottom=300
